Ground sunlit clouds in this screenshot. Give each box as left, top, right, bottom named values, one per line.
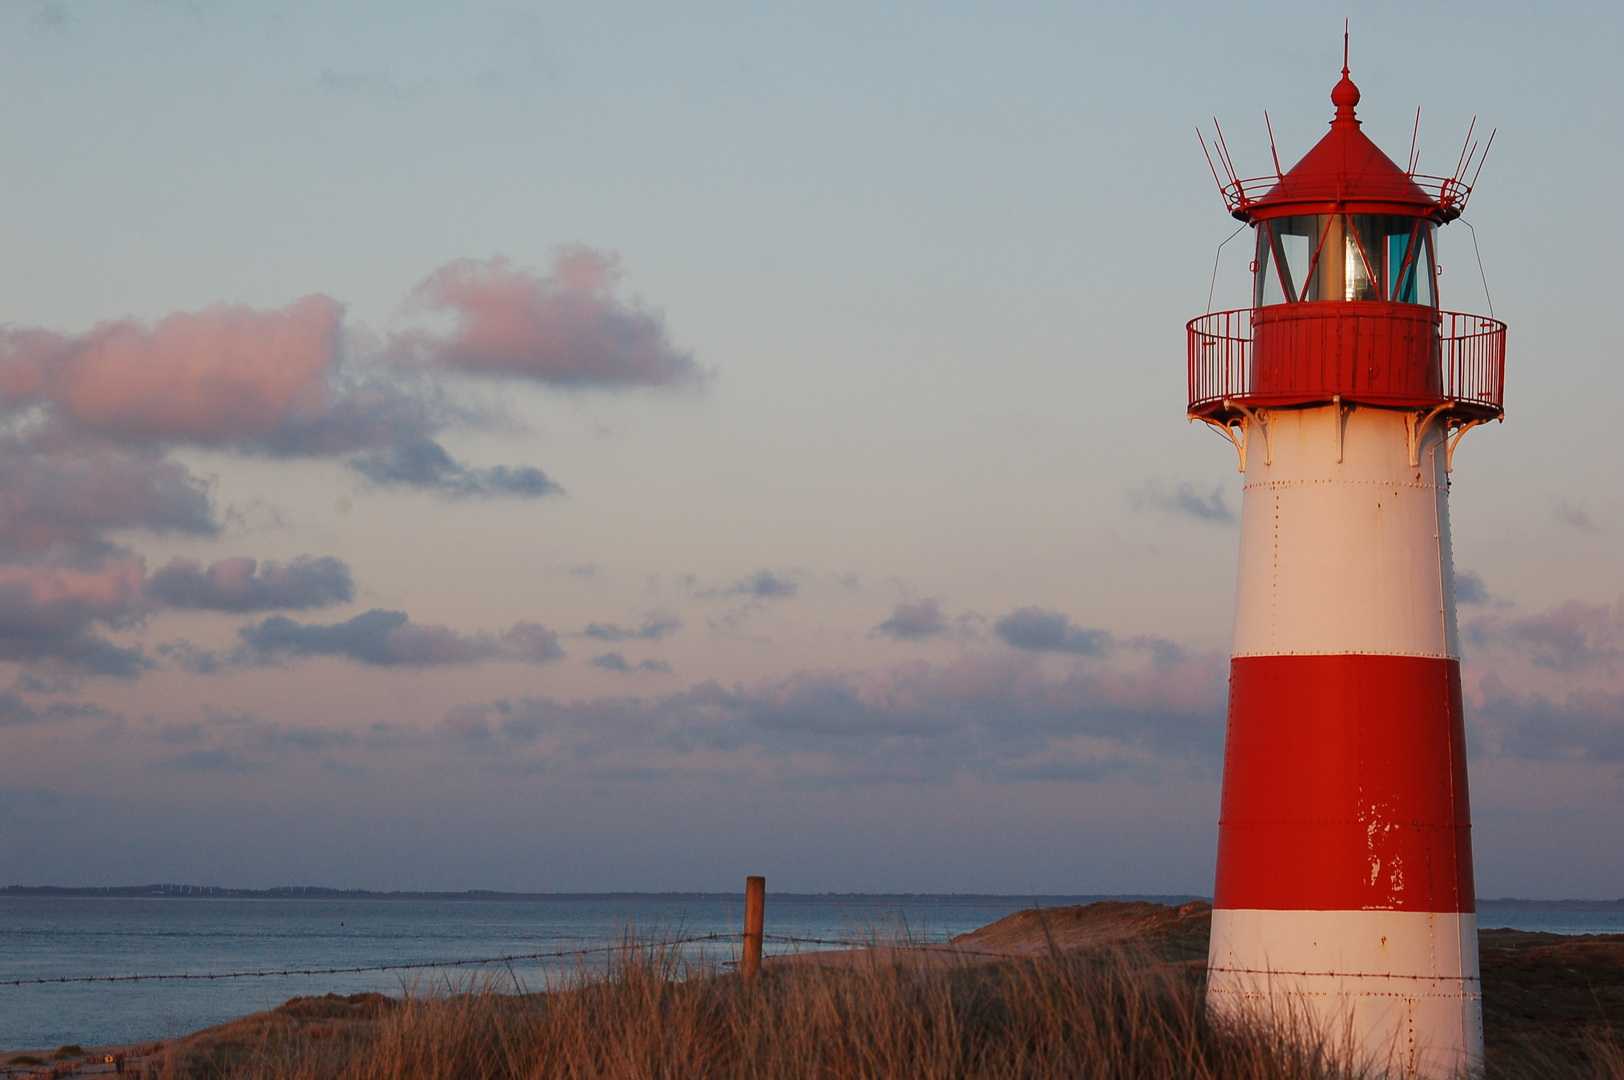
left=402, top=251, right=698, bottom=386
left=0, top=247, right=688, bottom=675
left=0, top=2, right=1617, bottom=897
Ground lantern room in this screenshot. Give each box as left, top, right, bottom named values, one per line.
left=1187, top=63, right=1505, bottom=432
left=1254, top=214, right=1435, bottom=307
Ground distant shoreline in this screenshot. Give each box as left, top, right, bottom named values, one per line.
left=0, top=886, right=1205, bottom=904
left=3, top=885, right=1622, bottom=907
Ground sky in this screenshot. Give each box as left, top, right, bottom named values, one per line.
left=0, top=0, right=1619, bottom=898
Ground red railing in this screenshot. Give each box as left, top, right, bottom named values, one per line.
left=1439, top=312, right=1507, bottom=412
left=1219, top=172, right=1475, bottom=221
left=1187, top=307, right=1505, bottom=421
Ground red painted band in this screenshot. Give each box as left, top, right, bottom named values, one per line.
left=1214, top=654, right=1474, bottom=913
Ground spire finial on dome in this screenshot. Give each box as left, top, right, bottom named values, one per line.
left=1331, top=21, right=1360, bottom=123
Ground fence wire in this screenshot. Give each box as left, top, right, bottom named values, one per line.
left=1, top=931, right=885, bottom=987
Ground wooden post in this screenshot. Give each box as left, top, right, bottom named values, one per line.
left=742, top=875, right=765, bottom=978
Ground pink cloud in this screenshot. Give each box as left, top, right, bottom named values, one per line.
left=0, top=554, right=147, bottom=622
left=0, top=552, right=151, bottom=674
left=0, top=297, right=343, bottom=443
left=405, top=250, right=696, bottom=386
left=501, top=621, right=566, bottom=663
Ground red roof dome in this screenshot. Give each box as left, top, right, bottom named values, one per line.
left=1206, top=65, right=1476, bottom=224
left=1244, top=71, right=1435, bottom=219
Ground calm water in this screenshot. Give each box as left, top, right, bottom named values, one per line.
left=0, top=893, right=1114, bottom=1050
left=2, top=894, right=1619, bottom=1051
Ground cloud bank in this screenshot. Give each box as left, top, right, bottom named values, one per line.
left=0, top=247, right=691, bottom=676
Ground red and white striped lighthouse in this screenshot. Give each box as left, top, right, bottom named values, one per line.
left=1189, top=54, right=1505, bottom=1079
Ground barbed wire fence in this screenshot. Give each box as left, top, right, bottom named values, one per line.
left=0, top=931, right=901, bottom=988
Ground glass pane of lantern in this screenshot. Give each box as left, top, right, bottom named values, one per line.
left=1417, top=226, right=1436, bottom=306
left=1388, top=228, right=1418, bottom=302
left=1375, top=217, right=1437, bottom=306
left=1254, top=217, right=1315, bottom=305
left=1255, top=226, right=1287, bottom=305
left=1279, top=230, right=1310, bottom=300
left=1344, top=216, right=1380, bottom=301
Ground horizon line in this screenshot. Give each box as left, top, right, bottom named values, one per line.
left=4, top=885, right=1623, bottom=907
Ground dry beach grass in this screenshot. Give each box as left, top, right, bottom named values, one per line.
left=135, top=945, right=1356, bottom=1080
left=13, top=903, right=1624, bottom=1080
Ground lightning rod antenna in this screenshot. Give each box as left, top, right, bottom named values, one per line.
left=1453, top=117, right=1477, bottom=183
left=1213, top=118, right=1239, bottom=186
left=1265, top=111, right=1284, bottom=181
left=1407, top=107, right=1421, bottom=174
left=1198, top=129, right=1228, bottom=198
left=1468, top=129, right=1497, bottom=191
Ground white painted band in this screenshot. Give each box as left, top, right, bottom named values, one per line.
left=1208, top=907, right=1481, bottom=1079
left=1232, top=406, right=1459, bottom=659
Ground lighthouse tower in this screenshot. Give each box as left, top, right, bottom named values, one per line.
left=1189, top=57, right=1505, bottom=1079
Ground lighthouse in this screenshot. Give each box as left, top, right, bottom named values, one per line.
left=1189, top=52, right=1505, bottom=1080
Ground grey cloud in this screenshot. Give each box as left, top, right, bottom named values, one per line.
left=148, top=556, right=353, bottom=612
left=590, top=652, right=673, bottom=675
left=582, top=613, right=680, bottom=642
left=246, top=380, right=440, bottom=459
left=731, top=570, right=798, bottom=599
left=1132, top=636, right=1188, bottom=667
left=875, top=598, right=947, bottom=641
left=238, top=609, right=499, bottom=667
left=1553, top=499, right=1600, bottom=533
left=322, top=758, right=365, bottom=777
left=169, top=749, right=263, bottom=774
left=994, top=607, right=1113, bottom=656
left=1131, top=479, right=1235, bottom=523
left=0, top=630, right=150, bottom=678
left=238, top=610, right=565, bottom=668
left=237, top=721, right=357, bottom=755
left=1466, top=600, right=1620, bottom=673
left=350, top=440, right=560, bottom=499
left=1471, top=676, right=1624, bottom=764
left=501, top=622, right=566, bottom=663
left=156, top=641, right=224, bottom=674
left=0, top=693, right=112, bottom=727
left=1455, top=570, right=1491, bottom=606
left=149, top=713, right=376, bottom=774
left=442, top=698, right=558, bottom=743
left=0, top=436, right=216, bottom=552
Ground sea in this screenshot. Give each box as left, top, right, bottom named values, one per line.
left=2, top=892, right=1621, bottom=1053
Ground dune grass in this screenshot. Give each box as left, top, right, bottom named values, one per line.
left=137, top=938, right=1364, bottom=1080
left=130, top=935, right=1624, bottom=1080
